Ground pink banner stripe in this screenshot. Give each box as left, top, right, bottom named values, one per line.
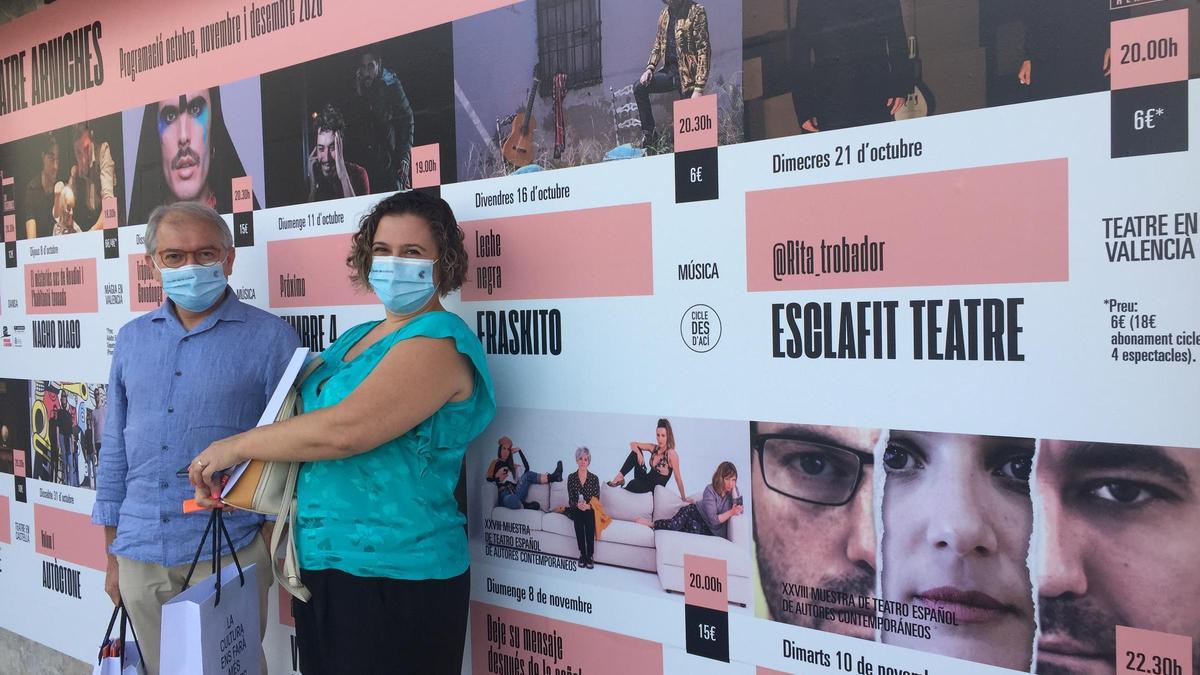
left=0, top=496, right=10, bottom=544
left=25, top=257, right=99, bottom=314
left=34, top=503, right=107, bottom=571
left=471, top=602, right=663, bottom=675
left=746, top=159, right=1069, bottom=292
left=267, top=233, right=374, bottom=308
left=462, top=203, right=654, bottom=301
left=0, top=0, right=518, bottom=143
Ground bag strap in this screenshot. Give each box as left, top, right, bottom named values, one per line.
left=121, top=605, right=149, bottom=675
left=181, top=507, right=246, bottom=606
left=269, top=461, right=311, bottom=601
left=97, top=603, right=121, bottom=663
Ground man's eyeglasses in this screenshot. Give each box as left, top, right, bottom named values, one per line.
left=753, top=434, right=873, bottom=506
left=155, top=248, right=226, bottom=269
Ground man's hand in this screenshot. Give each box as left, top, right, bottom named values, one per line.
left=104, top=526, right=120, bottom=605
left=1018, top=59, right=1032, bottom=85
left=640, top=68, right=653, bottom=86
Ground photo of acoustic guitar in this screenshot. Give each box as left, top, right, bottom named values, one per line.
left=502, top=66, right=541, bottom=168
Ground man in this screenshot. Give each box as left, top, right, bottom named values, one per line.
left=634, top=0, right=711, bottom=148
left=307, top=104, right=370, bottom=202
left=53, top=393, right=75, bottom=484
left=751, top=421, right=879, bottom=640
left=92, top=202, right=300, bottom=674
left=349, top=49, right=414, bottom=192
left=127, top=88, right=258, bottom=225
left=1036, top=440, right=1200, bottom=675
left=790, top=0, right=913, bottom=132
left=21, top=133, right=58, bottom=239
left=1018, top=1, right=1129, bottom=100
left=66, top=123, right=117, bottom=231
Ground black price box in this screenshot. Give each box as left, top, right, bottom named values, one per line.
left=102, top=228, right=119, bottom=260
left=4, top=242, right=15, bottom=269
left=233, top=211, right=255, bottom=248
left=685, top=604, right=729, bottom=662
left=675, top=147, right=719, bottom=203
left=1111, top=81, right=1188, bottom=158
left=14, top=476, right=26, bottom=503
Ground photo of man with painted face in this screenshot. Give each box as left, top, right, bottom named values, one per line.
left=751, top=422, right=879, bottom=640
left=1036, top=440, right=1200, bottom=675
left=881, top=431, right=1036, bottom=670
left=128, top=87, right=257, bottom=225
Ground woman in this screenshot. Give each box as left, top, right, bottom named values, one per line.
left=188, top=191, right=494, bottom=674
left=880, top=431, right=1036, bottom=670
left=608, top=418, right=687, bottom=499
left=487, top=438, right=563, bottom=510
left=636, top=462, right=742, bottom=537
left=566, top=446, right=600, bottom=569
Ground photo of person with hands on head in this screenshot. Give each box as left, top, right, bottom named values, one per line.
left=307, top=103, right=370, bottom=202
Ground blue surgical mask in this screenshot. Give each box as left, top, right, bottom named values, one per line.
left=158, top=262, right=228, bottom=312
left=368, top=256, right=437, bottom=315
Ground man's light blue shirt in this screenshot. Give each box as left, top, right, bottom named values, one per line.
left=91, top=289, right=300, bottom=566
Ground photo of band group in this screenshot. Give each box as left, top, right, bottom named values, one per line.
left=0, top=0, right=1197, bottom=674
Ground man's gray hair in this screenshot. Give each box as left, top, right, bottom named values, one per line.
left=574, top=446, right=591, bottom=462
left=144, top=202, right=233, bottom=255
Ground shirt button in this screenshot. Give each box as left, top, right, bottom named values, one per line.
left=167, top=407, right=174, bottom=413
left=160, top=517, right=169, bottom=523
left=160, top=481, right=169, bottom=488
left=175, top=370, right=182, bottom=376
left=161, top=444, right=168, bottom=451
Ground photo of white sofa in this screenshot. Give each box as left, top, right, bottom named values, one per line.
left=482, top=479, right=753, bottom=607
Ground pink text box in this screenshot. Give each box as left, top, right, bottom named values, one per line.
left=1111, top=10, right=1190, bottom=90
left=0, top=496, right=9, bottom=544
left=684, top=554, right=729, bottom=611
left=471, top=602, right=663, bottom=675
left=232, top=177, right=254, bottom=213
left=1117, top=625, right=1192, bottom=675
left=758, top=669, right=791, bottom=675
left=101, top=197, right=118, bottom=229
left=267, top=233, right=374, bottom=308
left=33, top=503, right=106, bottom=571
left=127, top=254, right=163, bottom=312
left=462, top=203, right=653, bottom=301
left=673, top=94, right=719, bottom=152
left=14, top=449, right=26, bottom=478
left=411, top=143, right=441, bottom=189
left=3, top=214, right=14, bottom=243
left=746, top=159, right=1068, bottom=292
left=25, top=258, right=99, bottom=314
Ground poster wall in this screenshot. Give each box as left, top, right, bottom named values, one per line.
left=0, top=0, right=1198, bottom=674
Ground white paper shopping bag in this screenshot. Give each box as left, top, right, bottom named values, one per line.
left=159, top=562, right=261, bottom=675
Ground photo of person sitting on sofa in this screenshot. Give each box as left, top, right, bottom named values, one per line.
left=486, top=436, right=563, bottom=510
left=608, top=417, right=689, bottom=500
left=567, top=446, right=602, bottom=569
left=636, top=461, right=742, bottom=536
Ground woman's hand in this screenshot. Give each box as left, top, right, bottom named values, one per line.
left=187, top=436, right=245, bottom=495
